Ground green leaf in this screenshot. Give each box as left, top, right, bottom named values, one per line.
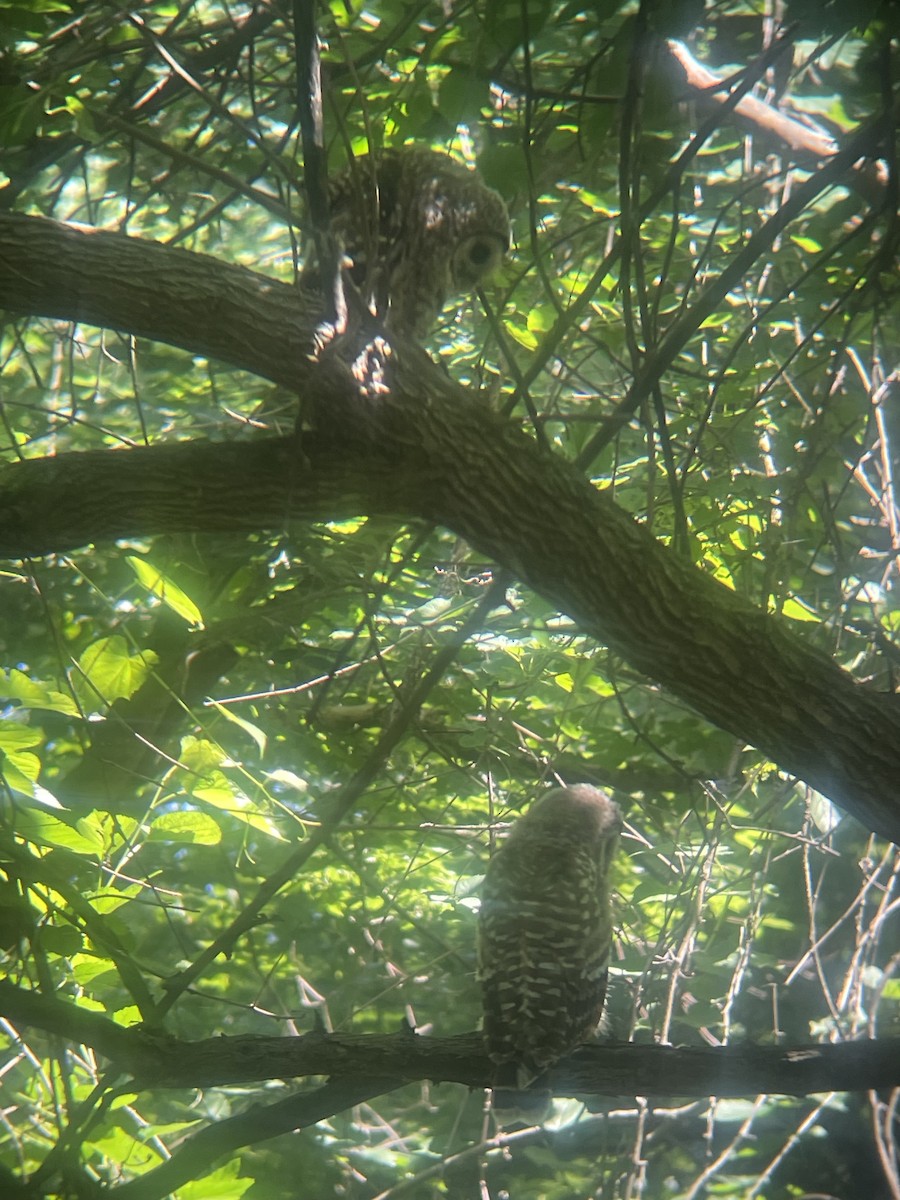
left=208, top=699, right=267, bottom=756
left=791, top=235, right=823, bottom=253
left=505, top=322, right=538, bottom=350
left=74, top=636, right=158, bottom=708
left=0, top=722, right=61, bottom=807
left=126, top=556, right=204, bottom=627
left=147, top=810, right=222, bottom=845
left=0, top=668, right=79, bottom=715
left=12, top=810, right=104, bottom=856
left=189, top=779, right=285, bottom=839
left=0, top=722, right=41, bottom=752
left=779, top=596, right=819, bottom=623
left=178, top=1161, right=253, bottom=1200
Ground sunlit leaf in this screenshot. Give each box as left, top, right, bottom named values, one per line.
left=148, top=810, right=222, bottom=845
left=0, top=668, right=80, bottom=716
left=74, top=636, right=158, bottom=708
left=12, top=810, right=104, bottom=855
left=126, top=556, right=204, bottom=626
left=208, top=700, right=267, bottom=756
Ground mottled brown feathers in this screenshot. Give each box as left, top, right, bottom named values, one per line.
left=478, top=785, right=622, bottom=1122
left=306, top=148, right=510, bottom=339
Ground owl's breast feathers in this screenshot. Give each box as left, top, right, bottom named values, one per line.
left=478, top=786, right=621, bottom=1110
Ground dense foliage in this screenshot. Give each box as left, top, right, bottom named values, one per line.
left=0, top=1, right=898, bottom=1197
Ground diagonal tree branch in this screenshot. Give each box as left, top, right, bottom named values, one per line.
left=1, top=216, right=899, bottom=841
left=109, top=1077, right=400, bottom=1200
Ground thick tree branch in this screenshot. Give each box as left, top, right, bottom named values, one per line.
left=0, top=213, right=313, bottom=377
left=0, top=979, right=138, bottom=1061
left=128, top=1030, right=900, bottom=1100
left=1, top=980, right=897, bottom=1100
left=1, top=216, right=899, bottom=841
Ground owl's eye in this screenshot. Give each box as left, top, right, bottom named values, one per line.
left=467, top=239, right=495, bottom=266
left=453, top=234, right=506, bottom=285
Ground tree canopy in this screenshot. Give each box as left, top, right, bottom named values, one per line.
left=0, top=2, right=898, bottom=1198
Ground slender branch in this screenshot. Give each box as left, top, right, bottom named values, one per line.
left=579, top=109, right=894, bottom=460
left=155, top=578, right=510, bottom=1015
left=668, top=38, right=835, bottom=154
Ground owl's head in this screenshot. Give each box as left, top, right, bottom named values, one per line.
left=512, top=785, right=623, bottom=845
left=402, top=149, right=510, bottom=289
left=324, top=147, right=511, bottom=338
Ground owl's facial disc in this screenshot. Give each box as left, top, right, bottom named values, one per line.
left=452, top=233, right=508, bottom=287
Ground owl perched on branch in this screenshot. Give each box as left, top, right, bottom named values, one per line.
left=478, top=785, right=622, bottom=1123
left=309, top=147, right=510, bottom=340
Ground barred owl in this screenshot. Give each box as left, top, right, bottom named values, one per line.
left=478, top=785, right=622, bottom=1122
left=311, top=147, right=510, bottom=340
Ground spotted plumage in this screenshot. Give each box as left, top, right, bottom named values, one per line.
left=478, top=785, right=622, bottom=1121
left=310, top=147, right=510, bottom=340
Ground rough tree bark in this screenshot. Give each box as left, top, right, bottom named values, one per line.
left=1, top=213, right=899, bottom=841
left=2, top=979, right=897, bottom=1098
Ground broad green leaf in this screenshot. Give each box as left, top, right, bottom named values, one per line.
left=74, top=637, right=158, bottom=707
left=189, top=781, right=284, bottom=839
left=0, top=724, right=61, bottom=807
left=126, top=556, right=204, bottom=627
left=12, top=810, right=104, bottom=855
left=2, top=765, right=61, bottom=809
left=147, top=810, right=222, bottom=845
left=505, top=323, right=538, bottom=350
left=179, top=735, right=225, bottom=774
left=178, top=1161, right=253, bottom=1200
left=0, top=668, right=79, bottom=716
left=0, top=723, right=41, bottom=752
